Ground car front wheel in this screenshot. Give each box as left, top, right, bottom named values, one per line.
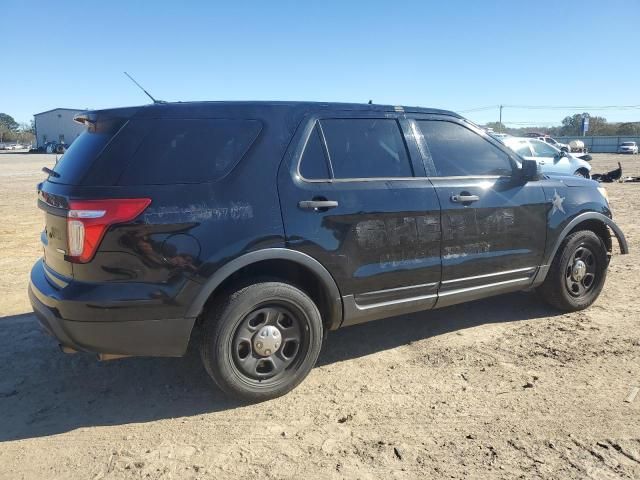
left=537, top=230, right=608, bottom=311
left=200, top=281, right=323, bottom=402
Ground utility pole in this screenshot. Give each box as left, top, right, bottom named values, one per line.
left=499, top=105, right=503, bottom=132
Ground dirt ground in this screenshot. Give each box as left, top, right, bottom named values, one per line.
left=0, top=152, right=638, bottom=479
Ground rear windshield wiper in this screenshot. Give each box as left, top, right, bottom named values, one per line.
left=42, top=167, right=60, bottom=178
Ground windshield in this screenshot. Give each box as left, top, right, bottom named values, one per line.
left=621, top=142, right=636, bottom=146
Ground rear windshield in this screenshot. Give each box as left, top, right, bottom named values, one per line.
left=118, top=118, right=262, bottom=185
left=50, top=117, right=124, bottom=185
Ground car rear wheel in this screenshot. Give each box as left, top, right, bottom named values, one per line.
left=574, top=169, right=590, bottom=178
left=200, top=281, right=323, bottom=402
left=537, top=230, right=608, bottom=311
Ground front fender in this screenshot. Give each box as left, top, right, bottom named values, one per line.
left=533, top=212, right=628, bottom=286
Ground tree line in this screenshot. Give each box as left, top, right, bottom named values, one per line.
left=0, top=113, right=35, bottom=145
left=487, top=113, right=640, bottom=137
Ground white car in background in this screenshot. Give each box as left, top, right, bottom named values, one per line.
left=538, top=136, right=570, bottom=152
left=502, top=137, right=592, bottom=178
left=618, top=142, right=638, bottom=154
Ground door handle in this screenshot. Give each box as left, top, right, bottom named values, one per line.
left=298, top=200, right=339, bottom=210
left=450, top=194, right=480, bottom=203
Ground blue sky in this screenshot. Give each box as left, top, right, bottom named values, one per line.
left=4, top=0, right=639, bottom=126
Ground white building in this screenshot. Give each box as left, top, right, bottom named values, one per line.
left=33, top=108, right=87, bottom=148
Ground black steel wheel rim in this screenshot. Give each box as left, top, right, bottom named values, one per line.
left=565, top=245, right=598, bottom=297
left=230, top=303, right=308, bottom=384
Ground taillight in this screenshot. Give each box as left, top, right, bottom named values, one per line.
left=66, top=198, right=151, bottom=263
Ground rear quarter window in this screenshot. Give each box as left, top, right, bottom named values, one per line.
left=51, top=117, right=125, bottom=185
left=118, top=118, right=262, bottom=185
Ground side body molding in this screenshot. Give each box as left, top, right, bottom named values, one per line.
left=186, top=248, right=344, bottom=330
left=533, top=211, right=629, bottom=286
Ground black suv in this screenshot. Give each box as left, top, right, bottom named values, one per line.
left=29, top=101, right=628, bottom=401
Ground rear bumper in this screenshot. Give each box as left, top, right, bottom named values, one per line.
left=29, top=260, right=195, bottom=356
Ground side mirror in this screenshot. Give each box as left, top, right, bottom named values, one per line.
left=554, top=150, right=567, bottom=161
left=520, top=159, right=541, bottom=182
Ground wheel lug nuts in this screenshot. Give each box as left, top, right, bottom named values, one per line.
left=256, top=342, right=263, bottom=348
left=265, top=349, right=271, bottom=355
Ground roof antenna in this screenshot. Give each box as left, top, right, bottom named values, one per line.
left=368, top=99, right=373, bottom=104
left=123, top=71, right=165, bottom=104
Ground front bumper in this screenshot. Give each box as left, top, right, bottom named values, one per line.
left=29, top=260, right=195, bottom=356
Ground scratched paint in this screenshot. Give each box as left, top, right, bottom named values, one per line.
left=443, top=208, right=515, bottom=241
left=355, top=215, right=441, bottom=251
left=143, top=202, right=254, bottom=224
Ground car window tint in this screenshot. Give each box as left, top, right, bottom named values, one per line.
left=320, top=118, right=412, bottom=179
left=529, top=140, right=559, bottom=157
left=51, top=117, right=126, bottom=185
left=417, top=121, right=512, bottom=177
left=299, top=124, right=330, bottom=179
left=119, top=118, right=261, bottom=185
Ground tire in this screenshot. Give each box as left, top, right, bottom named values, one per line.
left=537, top=230, right=608, bottom=311
left=574, top=169, right=589, bottom=178
left=200, top=281, right=323, bottom=401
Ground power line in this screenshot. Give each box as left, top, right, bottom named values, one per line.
left=459, top=104, right=640, bottom=112
left=503, top=121, right=561, bottom=125
left=504, top=104, right=640, bottom=110
left=457, top=105, right=499, bottom=113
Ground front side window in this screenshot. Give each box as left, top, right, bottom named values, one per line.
left=529, top=139, right=559, bottom=158
left=320, top=118, right=412, bottom=179
left=417, top=120, right=513, bottom=177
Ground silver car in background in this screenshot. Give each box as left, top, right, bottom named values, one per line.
left=502, top=137, right=592, bottom=178
left=618, top=142, right=638, bottom=154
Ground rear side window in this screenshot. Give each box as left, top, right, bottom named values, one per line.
left=119, top=118, right=261, bottom=185
left=299, top=125, right=330, bottom=179
left=417, top=121, right=512, bottom=177
left=320, top=118, right=412, bottom=179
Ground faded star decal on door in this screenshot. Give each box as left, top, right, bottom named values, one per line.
left=551, top=189, right=565, bottom=215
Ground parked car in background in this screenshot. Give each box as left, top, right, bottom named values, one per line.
left=44, top=141, right=68, bottom=154
left=523, top=133, right=570, bottom=152
left=618, top=141, right=638, bottom=154
left=489, top=132, right=510, bottom=140
left=1, top=143, right=26, bottom=150
left=503, top=137, right=591, bottom=178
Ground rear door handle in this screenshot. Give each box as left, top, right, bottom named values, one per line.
left=298, top=200, right=339, bottom=210
left=450, top=194, right=480, bottom=203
